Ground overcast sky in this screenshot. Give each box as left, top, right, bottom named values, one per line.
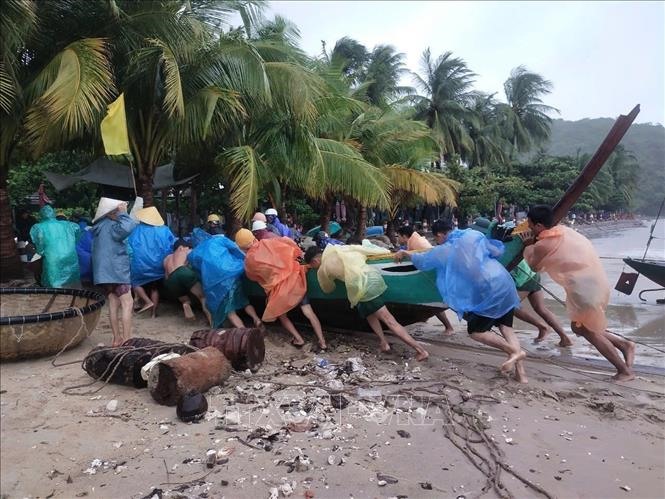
left=262, top=1, right=664, bottom=125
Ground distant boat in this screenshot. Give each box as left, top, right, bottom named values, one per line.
left=623, top=258, right=665, bottom=288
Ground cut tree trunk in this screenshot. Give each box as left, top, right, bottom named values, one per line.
left=0, top=179, right=22, bottom=281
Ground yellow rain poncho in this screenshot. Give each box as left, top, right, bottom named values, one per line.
left=317, top=243, right=390, bottom=307
left=524, top=225, right=610, bottom=333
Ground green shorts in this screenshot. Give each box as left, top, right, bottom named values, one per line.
left=516, top=272, right=541, bottom=293
left=165, top=266, right=199, bottom=297
left=356, top=296, right=385, bottom=319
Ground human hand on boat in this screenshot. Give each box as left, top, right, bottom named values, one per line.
left=393, top=250, right=410, bottom=262
left=516, top=230, right=535, bottom=246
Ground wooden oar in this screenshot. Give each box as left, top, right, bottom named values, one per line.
left=507, top=104, right=641, bottom=271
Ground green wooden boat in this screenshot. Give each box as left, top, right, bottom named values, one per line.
left=243, top=256, right=446, bottom=330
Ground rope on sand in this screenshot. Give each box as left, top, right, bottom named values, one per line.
left=60, top=342, right=198, bottom=396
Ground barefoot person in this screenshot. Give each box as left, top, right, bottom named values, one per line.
left=511, top=260, right=574, bottom=347
left=404, top=220, right=455, bottom=336
left=188, top=228, right=262, bottom=328
left=91, top=198, right=138, bottom=346
left=235, top=228, right=327, bottom=350
left=128, top=206, right=175, bottom=317
left=519, top=205, right=635, bottom=381
left=396, top=226, right=527, bottom=382
left=304, top=246, right=429, bottom=361
left=163, top=240, right=212, bottom=325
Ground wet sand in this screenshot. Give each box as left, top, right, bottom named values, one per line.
left=1, top=301, right=664, bottom=499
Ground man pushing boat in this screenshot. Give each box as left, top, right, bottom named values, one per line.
left=304, top=244, right=429, bottom=361
left=518, top=205, right=635, bottom=381
left=395, top=221, right=527, bottom=382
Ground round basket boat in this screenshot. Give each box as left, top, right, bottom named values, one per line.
left=0, top=287, right=106, bottom=361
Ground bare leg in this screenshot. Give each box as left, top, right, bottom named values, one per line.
left=499, top=325, right=528, bottom=383
left=149, top=288, right=159, bottom=318
left=605, top=331, right=635, bottom=368
left=227, top=311, right=245, bottom=328
left=435, top=310, right=455, bottom=336
left=571, top=323, right=634, bottom=381
left=514, top=306, right=550, bottom=343
left=366, top=313, right=391, bottom=353
left=178, top=296, right=196, bottom=321
left=107, top=293, right=122, bottom=346
left=118, top=291, right=134, bottom=344
left=278, top=314, right=305, bottom=346
left=469, top=329, right=525, bottom=374
left=133, top=286, right=154, bottom=314
left=189, top=282, right=212, bottom=326
left=244, top=304, right=262, bottom=327
left=529, top=291, right=573, bottom=347
left=300, top=304, right=326, bottom=349
left=375, top=307, right=428, bottom=361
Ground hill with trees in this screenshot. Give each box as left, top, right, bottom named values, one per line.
left=542, top=118, right=665, bottom=214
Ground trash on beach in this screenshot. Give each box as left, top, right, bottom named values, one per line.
left=357, top=388, right=382, bottom=401
left=620, top=485, right=632, bottom=492
left=376, top=473, right=399, bottom=484
left=396, top=430, right=411, bottom=438
left=176, top=391, right=208, bottom=423
left=330, top=394, right=349, bottom=409
left=344, top=357, right=366, bottom=374
left=105, top=399, right=118, bottom=412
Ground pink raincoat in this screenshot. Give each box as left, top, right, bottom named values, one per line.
left=523, top=225, right=609, bottom=333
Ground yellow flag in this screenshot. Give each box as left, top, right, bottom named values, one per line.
left=100, top=93, right=130, bottom=156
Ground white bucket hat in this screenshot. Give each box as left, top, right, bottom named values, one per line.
left=252, top=220, right=267, bottom=231
left=93, top=197, right=124, bottom=223
left=265, top=208, right=278, bottom=216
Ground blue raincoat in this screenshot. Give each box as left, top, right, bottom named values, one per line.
left=268, top=216, right=291, bottom=237
left=92, top=213, right=137, bottom=285
left=29, top=205, right=81, bottom=288
left=76, top=229, right=94, bottom=283
left=411, top=229, right=520, bottom=319
left=188, top=229, right=248, bottom=327
left=128, top=224, right=176, bottom=287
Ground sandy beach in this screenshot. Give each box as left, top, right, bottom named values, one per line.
left=1, top=298, right=664, bottom=499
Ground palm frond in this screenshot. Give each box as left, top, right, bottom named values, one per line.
left=216, top=145, right=266, bottom=221
left=24, top=37, right=114, bottom=155
left=385, top=166, right=459, bottom=206
left=148, top=38, right=185, bottom=118
left=308, top=137, right=390, bottom=209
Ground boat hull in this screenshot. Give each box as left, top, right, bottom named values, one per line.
left=623, top=258, right=665, bottom=287
left=243, top=259, right=446, bottom=329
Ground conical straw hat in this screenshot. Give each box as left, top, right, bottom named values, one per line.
left=136, top=206, right=165, bottom=226
left=93, top=197, right=124, bottom=223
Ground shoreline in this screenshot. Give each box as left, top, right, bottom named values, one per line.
left=1, top=302, right=664, bottom=499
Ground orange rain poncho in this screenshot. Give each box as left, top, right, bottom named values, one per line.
left=317, top=243, right=390, bottom=307
left=244, top=238, right=307, bottom=322
left=407, top=232, right=432, bottom=251
left=523, top=225, right=609, bottom=333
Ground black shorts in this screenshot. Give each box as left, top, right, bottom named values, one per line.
left=356, top=296, right=385, bottom=319
left=464, top=310, right=514, bottom=334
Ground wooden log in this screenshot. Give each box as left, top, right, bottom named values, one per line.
left=189, top=327, right=265, bottom=372
left=149, top=347, right=232, bottom=406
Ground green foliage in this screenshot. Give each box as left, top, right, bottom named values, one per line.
left=543, top=118, right=664, bottom=214
left=7, top=151, right=98, bottom=214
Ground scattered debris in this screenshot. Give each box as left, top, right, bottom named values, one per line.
left=620, top=485, right=632, bottom=492
left=397, top=430, right=411, bottom=439
left=376, top=473, right=399, bottom=484
left=420, top=482, right=433, bottom=490
left=105, top=400, right=118, bottom=412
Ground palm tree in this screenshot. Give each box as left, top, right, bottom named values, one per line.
left=410, top=48, right=476, bottom=166
left=1, top=0, right=114, bottom=277
left=466, top=93, right=509, bottom=168
left=502, top=65, right=558, bottom=154
left=362, top=45, right=413, bottom=109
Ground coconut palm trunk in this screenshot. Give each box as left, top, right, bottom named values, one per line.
left=319, top=199, right=333, bottom=233
left=354, top=204, right=368, bottom=239
left=0, top=176, right=22, bottom=280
